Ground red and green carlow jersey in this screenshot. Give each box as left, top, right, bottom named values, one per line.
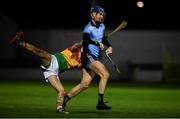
left=54, top=47, right=81, bottom=73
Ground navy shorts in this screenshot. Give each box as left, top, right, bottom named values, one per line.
left=81, top=52, right=98, bottom=70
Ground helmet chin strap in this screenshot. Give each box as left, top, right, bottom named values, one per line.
left=91, top=19, right=101, bottom=26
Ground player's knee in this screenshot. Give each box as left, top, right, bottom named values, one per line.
left=80, top=82, right=90, bottom=90
left=106, top=71, right=110, bottom=79
left=100, top=71, right=110, bottom=80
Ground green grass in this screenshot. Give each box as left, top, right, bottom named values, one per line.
left=0, top=80, right=180, bottom=118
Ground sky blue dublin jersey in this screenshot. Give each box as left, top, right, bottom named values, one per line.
left=83, top=22, right=105, bottom=58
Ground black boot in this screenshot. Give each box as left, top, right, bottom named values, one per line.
left=96, top=102, right=111, bottom=110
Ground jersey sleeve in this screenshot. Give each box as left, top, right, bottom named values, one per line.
left=82, top=24, right=100, bottom=47
left=83, top=33, right=100, bottom=46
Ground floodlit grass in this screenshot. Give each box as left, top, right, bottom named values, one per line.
left=0, top=80, right=180, bottom=118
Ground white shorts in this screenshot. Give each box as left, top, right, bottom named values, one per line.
left=41, top=55, right=59, bottom=82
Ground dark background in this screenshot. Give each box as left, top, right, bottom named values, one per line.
left=0, top=0, right=180, bottom=30
left=0, top=0, right=180, bottom=82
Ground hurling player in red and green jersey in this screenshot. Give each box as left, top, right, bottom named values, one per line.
left=11, top=32, right=81, bottom=114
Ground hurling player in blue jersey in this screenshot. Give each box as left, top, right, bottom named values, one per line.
left=63, top=5, right=112, bottom=110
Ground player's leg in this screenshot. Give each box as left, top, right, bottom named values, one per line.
left=11, top=32, right=51, bottom=67
left=21, top=42, right=51, bottom=67
left=67, top=68, right=94, bottom=97
left=63, top=68, right=94, bottom=108
left=89, top=60, right=111, bottom=110
left=47, top=75, right=69, bottom=114
left=64, top=69, right=94, bottom=104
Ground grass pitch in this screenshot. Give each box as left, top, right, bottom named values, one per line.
left=0, top=80, right=180, bottom=118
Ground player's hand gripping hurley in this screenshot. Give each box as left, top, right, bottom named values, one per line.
left=104, top=20, right=128, bottom=75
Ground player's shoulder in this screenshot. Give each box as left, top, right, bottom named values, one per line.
left=100, top=23, right=105, bottom=28
left=83, top=22, right=93, bottom=33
